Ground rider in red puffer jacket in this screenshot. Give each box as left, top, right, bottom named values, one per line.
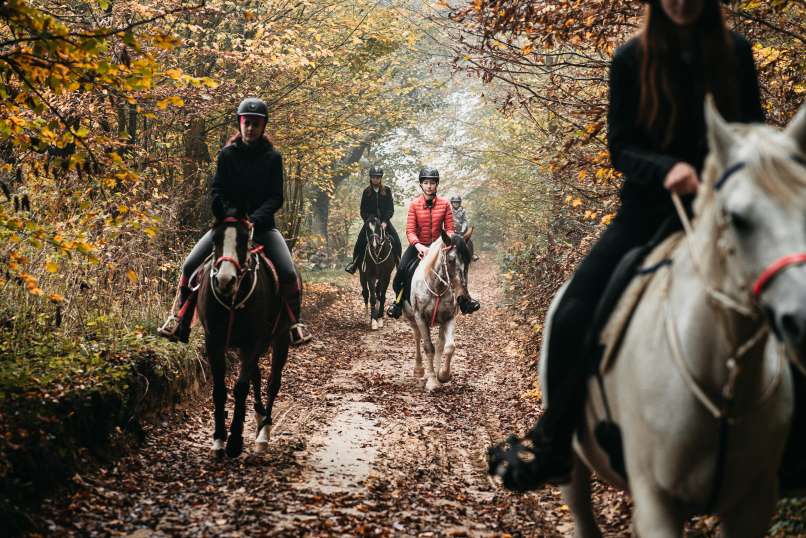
left=387, top=167, right=480, bottom=318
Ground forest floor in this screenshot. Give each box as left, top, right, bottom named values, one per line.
left=32, top=257, right=802, bottom=537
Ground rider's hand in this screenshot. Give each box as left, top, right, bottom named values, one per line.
left=415, top=243, right=429, bottom=258
left=663, top=162, right=699, bottom=195
left=381, top=221, right=387, bottom=229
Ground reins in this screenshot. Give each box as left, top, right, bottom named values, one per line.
left=424, top=245, right=455, bottom=327
left=364, top=226, right=393, bottom=267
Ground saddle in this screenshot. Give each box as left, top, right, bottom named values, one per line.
left=189, top=245, right=280, bottom=298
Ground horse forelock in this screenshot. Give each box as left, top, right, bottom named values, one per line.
left=701, top=124, right=806, bottom=209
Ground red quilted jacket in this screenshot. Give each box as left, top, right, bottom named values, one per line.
left=406, top=195, right=455, bottom=246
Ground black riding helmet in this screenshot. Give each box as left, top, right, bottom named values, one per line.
left=369, top=165, right=384, bottom=177
left=418, top=166, right=439, bottom=183
left=236, top=97, right=268, bottom=121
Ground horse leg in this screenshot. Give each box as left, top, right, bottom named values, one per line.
left=631, top=480, right=684, bottom=538
left=208, top=343, right=227, bottom=456
left=262, top=336, right=290, bottom=443
left=252, top=360, right=270, bottom=453
left=437, top=318, right=455, bottom=383
left=360, top=272, right=369, bottom=318
left=416, top=316, right=440, bottom=392
left=718, top=474, right=778, bottom=538
left=370, top=276, right=379, bottom=330
left=559, top=454, right=602, bottom=538
left=226, top=349, right=258, bottom=458
left=411, top=321, right=424, bottom=379
left=377, top=274, right=388, bottom=328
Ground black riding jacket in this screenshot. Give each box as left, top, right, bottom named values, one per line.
left=210, top=138, right=284, bottom=233
left=360, top=185, right=394, bottom=223
left=608, top=32, right=764, bottom=218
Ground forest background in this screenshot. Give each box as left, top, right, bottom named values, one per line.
left=0, top=0, right=803, bottom=529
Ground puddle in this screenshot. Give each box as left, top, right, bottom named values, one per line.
left=300, top=398, right=380, bottom=493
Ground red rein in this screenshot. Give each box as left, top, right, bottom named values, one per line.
left=753, top=253, right=806, bottom=297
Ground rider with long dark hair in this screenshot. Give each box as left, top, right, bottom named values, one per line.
left=490, top=0, right=765, bottom=490
left=158, top=98, right=312, bottom=346
left=387, top=167, right=481, bottom=318
left=345, top=165, right=402, bottom=274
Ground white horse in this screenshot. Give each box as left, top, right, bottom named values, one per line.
left=534, top=100, right=806, bottom=537
left=404, top=229, right=474, bottom=392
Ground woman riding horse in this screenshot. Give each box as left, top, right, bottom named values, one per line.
left=158, top=97, right=312, bottom=346
left=387, top=167, right=480, bottom=318
left=491, top=0, right=771, bottom=490
left=345, top=165, right=402, bottom=274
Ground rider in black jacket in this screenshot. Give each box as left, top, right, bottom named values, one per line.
left=158, top=98, right=312, bottom=346
left=489, top=0, right=766, bottom=491
left=345, top=165, right=402, bottom=274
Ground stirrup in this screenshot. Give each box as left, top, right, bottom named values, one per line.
left=289, top=322, right=312, bottom=346
left=157, top=314, right=189, bottom=343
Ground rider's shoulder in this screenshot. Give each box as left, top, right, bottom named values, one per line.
left=728, top=31, right=753, bottom=58
left=612, top=37, right=641, bottom=66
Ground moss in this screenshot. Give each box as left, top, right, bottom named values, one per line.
left=0, top=319, right=205, bottom=534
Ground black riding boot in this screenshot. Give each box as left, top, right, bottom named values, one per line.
left=458, top=295, right=481, bottom=315
left=157, top=279, right=194, bottom=343
left=345, top=259, right=359, bottom=274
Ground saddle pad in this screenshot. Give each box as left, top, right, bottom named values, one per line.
left=600, top=231, right=682, bottom=372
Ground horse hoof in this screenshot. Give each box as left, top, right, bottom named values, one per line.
left=414, top=367, right=425, bottom=378
left=254, top=441, right=269, bottom=454
left=438, top=371, right=451, bottom=383
left=212, top=438, right=226, bottom=459
left=226, top=435, right=244, bottom=458
left=371, top=319, right=379, bottom=330
left=425, top=378, right=441, bottom=392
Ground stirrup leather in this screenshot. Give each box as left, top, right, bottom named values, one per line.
left=289, top=322, right=312, bottom=346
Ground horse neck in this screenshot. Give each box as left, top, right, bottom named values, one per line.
left=668, top=201, right=772, bottom=410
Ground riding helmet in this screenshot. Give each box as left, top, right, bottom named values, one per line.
left=369, top=165, right=384, bottom=177
left=418, top=166, right=439, bottom=183
left=450, top=195, right=462, bottom=203
left=236, top=97, right=268, bottom=119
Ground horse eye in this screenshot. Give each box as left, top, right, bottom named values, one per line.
left=728, top=210, right=752, bottom=233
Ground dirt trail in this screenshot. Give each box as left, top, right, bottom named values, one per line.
left=37, top=257, right=632, bottom=537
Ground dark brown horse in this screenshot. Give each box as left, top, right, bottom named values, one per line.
left=359, top=216, right=395, bottom=330
left=196, top=210, right=291, bottom=458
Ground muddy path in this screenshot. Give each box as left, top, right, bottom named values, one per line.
left=36, top=257, right=633, bottom=537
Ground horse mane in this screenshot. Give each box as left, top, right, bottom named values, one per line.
left=698, top=123, right=806, bottom=212
left=420, top=238, right=444, bottom=275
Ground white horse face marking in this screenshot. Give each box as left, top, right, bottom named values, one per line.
left=214, top=227, right=239, bottom=296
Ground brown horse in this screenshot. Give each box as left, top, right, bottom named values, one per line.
left=359, top=216, right=396, bottom=329
left=196, top=210, right=291, bottom=458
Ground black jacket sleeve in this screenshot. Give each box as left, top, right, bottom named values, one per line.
left=360, top=189, right=372, bottom=222
left=735, top=35, right=765, bottom=124
left=380, top=187, right=394, bottom=222
left=249, top=152, right=284, bottom=231
left=210, top=150, right=231, bottom=219
left=607, top=44, right=677, bottom=189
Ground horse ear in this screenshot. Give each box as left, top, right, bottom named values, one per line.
left=463, top=225, right=474, bottom=242
left=705, top=94, right=737, bottom=168
left=441, top=228, right=452, bottom=246
left=784, top=104, right=806, bottom=155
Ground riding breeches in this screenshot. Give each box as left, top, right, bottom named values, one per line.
left=545, top=209, right=676, bottom=416
left=353, top=222, right=402, bottom=262
left=180, top=228, right=301, bottom=320
left=392, top=244, right=422, bottom=301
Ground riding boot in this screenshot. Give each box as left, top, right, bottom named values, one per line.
left=387, top=270, right=406, bottom=318
left=345, top=258, right=359, bottom=274
left=282, top=279, right=312, bottom=346
left=157, top=276, right=194, bottom=343
left=458, top=295, right=481, bottom=315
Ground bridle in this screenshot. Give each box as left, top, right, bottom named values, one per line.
left=365, top=222, right=392, bottom=266
left=424, top=244, right=468, bottom=327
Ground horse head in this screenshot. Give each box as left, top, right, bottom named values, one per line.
left=440, top=228, right=474, bottom=305
left=704, top=97, right=806, bottom=366
left=211, top=207, right=252, bottom=299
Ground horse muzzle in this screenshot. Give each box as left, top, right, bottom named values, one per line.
left=762, top=268, right=806, bottom=364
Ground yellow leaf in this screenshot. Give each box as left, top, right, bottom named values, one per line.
left=571, top=197, right=583, bottom=208
left=45, top=261, right=58, bottom=273
left=127, top=270, right=138, bottom=284
left=601, top=213, right=615, bottom=226
left=49, top=293, right=65, bottom=303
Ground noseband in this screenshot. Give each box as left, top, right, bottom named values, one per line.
left=213, top=217, right=253, bottom=275
left=716, top=156, right=806, bottom=298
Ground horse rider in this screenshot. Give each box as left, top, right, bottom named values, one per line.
left=450, top=195, right=479, bottom=261
left=491, top=0, right=770, bottom=490
left=157, top=97, right=313, bottom=346
left=386, top=167, right=481, bottom=319
left=345, top=165, right=402, bottom=274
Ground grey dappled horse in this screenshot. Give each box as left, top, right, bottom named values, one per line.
left=359, top=216, right=395, bottom=330
left=196, top=212, right=292, bottom=458
left=539, top=99, right=806, bottom=537
left=403, top=228, right=474, bottom=391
